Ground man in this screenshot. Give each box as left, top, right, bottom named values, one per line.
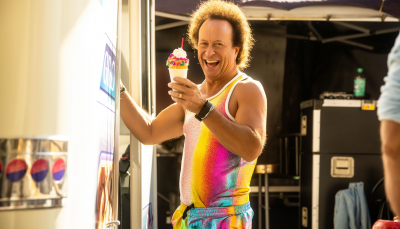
left=378, top=32, right=400, bottom=216
left=120, top=0, right=267, bottom=228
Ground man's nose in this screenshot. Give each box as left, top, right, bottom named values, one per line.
left=205, top=46, right=215, bottom=57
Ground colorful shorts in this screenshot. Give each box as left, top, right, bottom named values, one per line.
left=171, top=202, right=253, bottom=229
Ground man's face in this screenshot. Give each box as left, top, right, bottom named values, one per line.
left=198, top=19, right=239, bottom=79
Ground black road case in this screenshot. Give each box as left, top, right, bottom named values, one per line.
left=299, top=99, right=384, bottom=229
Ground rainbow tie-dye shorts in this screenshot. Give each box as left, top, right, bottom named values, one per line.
left=172, top=202, right=253, bottom=229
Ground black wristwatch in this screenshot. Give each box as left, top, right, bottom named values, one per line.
left=195, top=100, right=214, bottom=122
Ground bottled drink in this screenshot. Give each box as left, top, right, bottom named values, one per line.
left=354, top=68, right=366, bottom=98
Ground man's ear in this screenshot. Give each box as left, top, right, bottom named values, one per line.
left=234, top=47, right=240, bottom=59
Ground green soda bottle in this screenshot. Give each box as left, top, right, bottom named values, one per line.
left=354, top=68, right=366, bottom=98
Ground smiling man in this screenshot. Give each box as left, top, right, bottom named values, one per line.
left=120, top=0, right=267, bottom=228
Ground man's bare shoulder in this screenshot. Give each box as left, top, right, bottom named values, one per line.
left=234, top=78, right=267, bottom=103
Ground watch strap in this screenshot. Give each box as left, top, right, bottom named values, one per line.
left=195, top=100, right=214, bottom=121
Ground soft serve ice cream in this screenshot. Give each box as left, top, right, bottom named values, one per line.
left=166, top=48, right=189, bottom=69
left=167, top=48, right=189, bottom=87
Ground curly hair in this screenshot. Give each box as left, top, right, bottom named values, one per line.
left=187, top=0, right=254, bottom=71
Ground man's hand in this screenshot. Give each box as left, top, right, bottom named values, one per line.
left=120, top=79, right=123, bottom=90
left=168, top=77, right=207, bottom=114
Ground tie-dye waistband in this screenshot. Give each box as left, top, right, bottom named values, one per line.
left=187, top=201, right=251, bottom=218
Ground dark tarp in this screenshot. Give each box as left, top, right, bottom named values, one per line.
left=156, top=0, right=400, bottom=18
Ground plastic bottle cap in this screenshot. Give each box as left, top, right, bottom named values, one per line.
left=357, top=68, right=363, bottom=73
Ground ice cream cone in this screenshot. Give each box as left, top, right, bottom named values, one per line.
left=169, top=68, right=188, bottom=91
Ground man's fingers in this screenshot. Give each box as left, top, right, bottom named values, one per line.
left=173, top=77, right=196, bottom=88
left=169, top=91, right=185, bottom=100
left=171, top=96, right=187, bottom=107
left=169, top=83, right=190, bottom=93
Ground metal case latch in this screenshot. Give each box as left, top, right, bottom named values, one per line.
left=331, top=157, right=354, bottom=178
left=361, top=100, right=376, bottom=111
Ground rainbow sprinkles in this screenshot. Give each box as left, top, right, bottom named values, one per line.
left=167, top=47, right=189, bottom=69
left=167, top=53, right=189, bottom=69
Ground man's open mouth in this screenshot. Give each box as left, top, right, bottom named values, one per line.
left=205, top=59, right=220, bottom=68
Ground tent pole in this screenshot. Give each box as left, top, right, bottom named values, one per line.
left=338, top=40, right=374, bottom=50
left=154, top=11, right=190, bottom=21
left=307, top=21, right=324, bottom=42
left=155, top=21, right=189, bottom=31
left=332, top=22, right=370, bottom=34
left=324, top=27, right=400, bottom=43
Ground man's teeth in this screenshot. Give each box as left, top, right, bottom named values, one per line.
left=205, top=60, right=218, bottom=63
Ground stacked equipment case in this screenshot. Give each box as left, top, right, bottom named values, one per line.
left=299, top=99, right=384, bottom=229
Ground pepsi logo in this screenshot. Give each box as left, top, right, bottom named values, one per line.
left=6, top=159, right=28, bottom=182
left=52, top=158, right=65, bottom=181
left=30, top=159, right=49, bottom=182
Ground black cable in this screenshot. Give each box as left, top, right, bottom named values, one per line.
left=372, top=177, right=384, bottom=195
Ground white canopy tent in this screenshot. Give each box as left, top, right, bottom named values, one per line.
left=155, top=5, right=400, bottom=51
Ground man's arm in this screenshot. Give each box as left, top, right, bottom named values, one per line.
left=380, top=120, right=400, bottom=215
left=120, top=91, right=185, bottom=145
left=203, top=81, right=267, bottom=161
left=169, top=78, right=267, bottom=162
left=378, top=32, right=400, bottom=215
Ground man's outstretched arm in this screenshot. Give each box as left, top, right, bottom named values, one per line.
left=120, top=87, right=185, bottom=145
